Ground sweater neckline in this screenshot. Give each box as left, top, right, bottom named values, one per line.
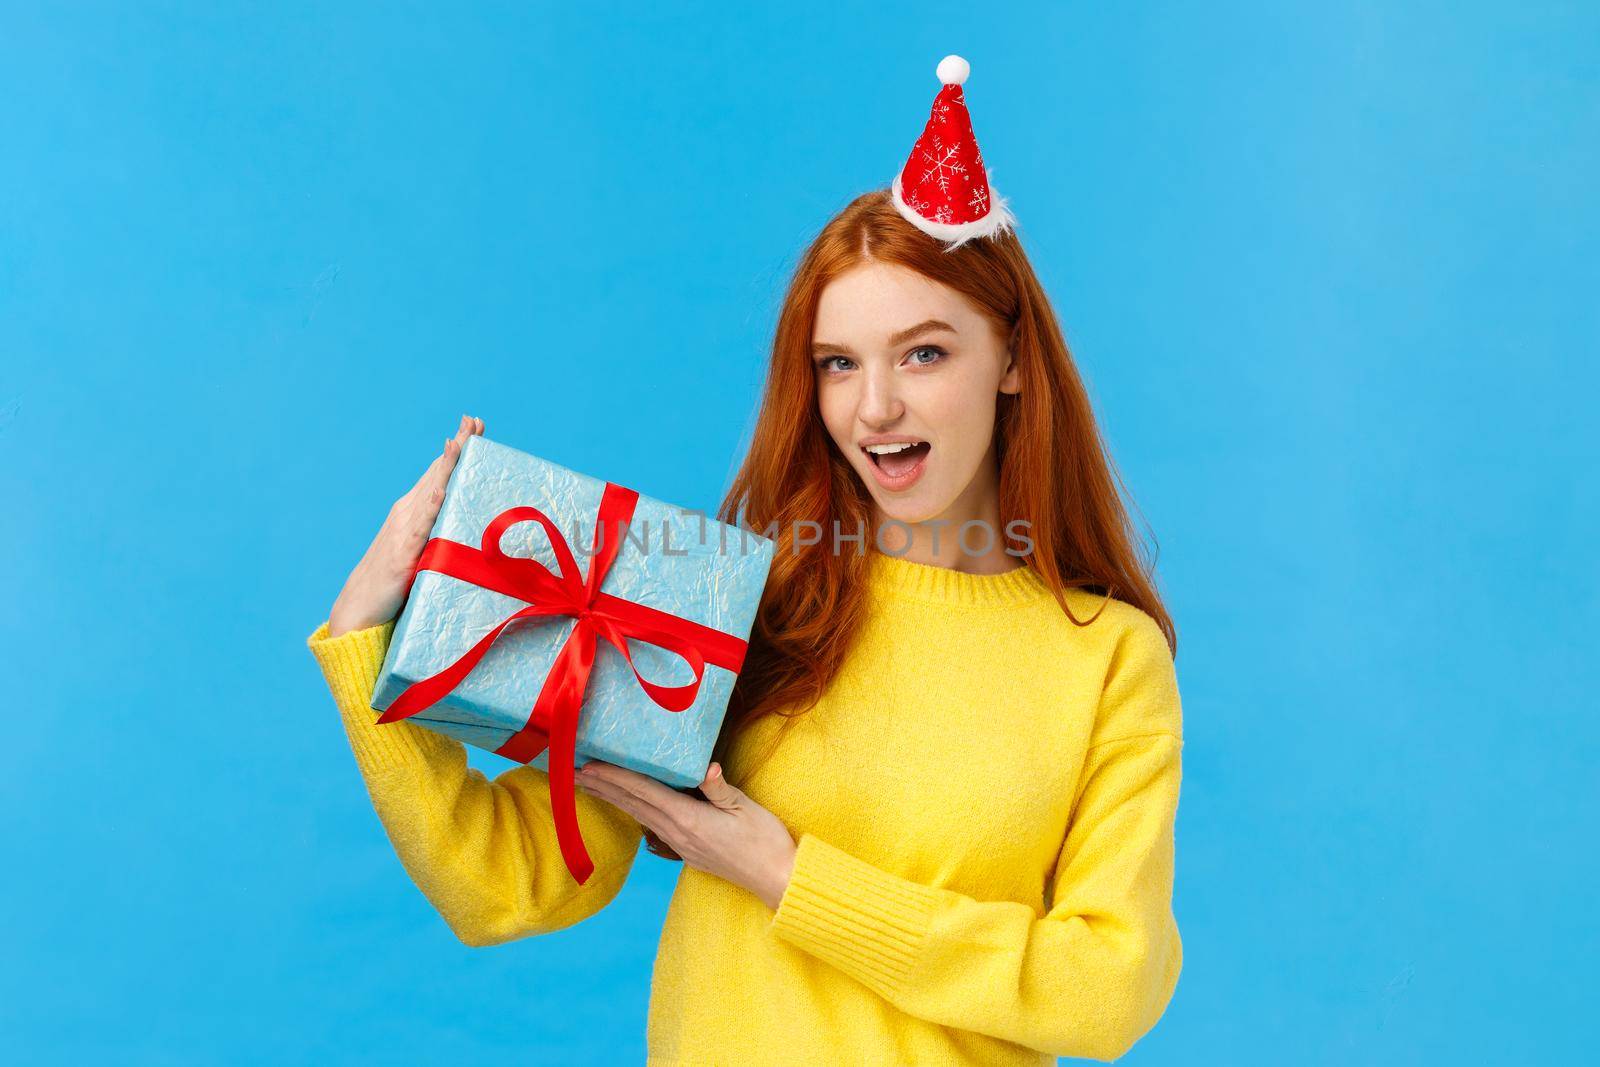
left=866, top=549, right=1053, bottom=607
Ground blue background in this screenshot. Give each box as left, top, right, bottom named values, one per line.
left=2, top=3, right=1594, bottom=1063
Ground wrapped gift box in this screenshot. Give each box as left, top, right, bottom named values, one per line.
left=371, top=434, right=774, bottom=790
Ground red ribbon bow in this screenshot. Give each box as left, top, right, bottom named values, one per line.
left=376, top=482, right=751, bottom=884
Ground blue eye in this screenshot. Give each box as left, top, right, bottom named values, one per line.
left=815, top=348, right=944, bottom=373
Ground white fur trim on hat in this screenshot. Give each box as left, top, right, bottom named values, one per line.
left=890, top=169, right=1019, bottom=252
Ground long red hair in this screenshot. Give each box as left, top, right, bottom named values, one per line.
left=643, top=188, right=1175, bottom=858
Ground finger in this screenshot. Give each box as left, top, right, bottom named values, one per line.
left=699, top=761, right=738, bottom=799
left=579, top=777, right=673, bottom=835
left=445, top=415, right=474, bottom=462
left=406, top=443, right=449, bottom=515
left=583, top=764, right=701, bottom=827
left=414, top=483, right=445, bottom=535
left=398, top=439, right=450, bottom=508
left=393, top=469, right=447, bottom=556
left=697, top=763, right=744, bottom=811
left=433, top=424, right=470, bottom=491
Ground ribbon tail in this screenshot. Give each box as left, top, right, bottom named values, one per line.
left=545, top=672, right=594, bottom=885
left=378, top=606, right=546, bottom=724
left=374, top=617, right=512, bottom=726
left=494, top=621, right=599, bottom=884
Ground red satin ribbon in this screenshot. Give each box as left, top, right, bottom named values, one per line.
left=376, top=483, right=750, bottom=884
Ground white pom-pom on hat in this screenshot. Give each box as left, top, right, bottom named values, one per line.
left=936, top=55, right=970, bottom=85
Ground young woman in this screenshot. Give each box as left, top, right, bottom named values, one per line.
left=308, top=61, right=1182, bottom=1065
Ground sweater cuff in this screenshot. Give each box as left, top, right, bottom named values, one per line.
left=306, top=618, right=458, bottom=772
left=768, top=832, right=943, bottom=1001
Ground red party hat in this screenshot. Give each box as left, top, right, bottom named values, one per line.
left=890, top=54, right=1018, bottom=251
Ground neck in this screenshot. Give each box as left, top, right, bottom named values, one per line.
left=872, top=440, right=1020, bottom=575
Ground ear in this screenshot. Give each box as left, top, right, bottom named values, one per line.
left=999, top=349, right=1021, bottom=395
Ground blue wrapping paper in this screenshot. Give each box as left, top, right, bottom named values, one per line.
left=371, top=434, right=774, bottom=788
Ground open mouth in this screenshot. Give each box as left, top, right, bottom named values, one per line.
left=862, top=440, right=931, bottom=479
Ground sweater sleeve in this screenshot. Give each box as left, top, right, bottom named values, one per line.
left=767, top=615, right=1183, bottom=1062
left=306, top=617, right=645, bottom=946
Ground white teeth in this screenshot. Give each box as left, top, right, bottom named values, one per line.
left=863, top=442, right=924, bottom=455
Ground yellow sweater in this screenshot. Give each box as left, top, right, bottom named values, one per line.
left=306, top=550, right=1184, bottom=1064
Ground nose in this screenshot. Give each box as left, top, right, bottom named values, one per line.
left=858, top=362, right=904, bottom=426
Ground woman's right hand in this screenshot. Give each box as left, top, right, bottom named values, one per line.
left=328, top=414, right=485, bottom=638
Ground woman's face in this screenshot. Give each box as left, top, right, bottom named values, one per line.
left=812, top=260, right=1019, bottom=528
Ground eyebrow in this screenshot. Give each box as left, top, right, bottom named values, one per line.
left=811, top=318, right=958, bottom=356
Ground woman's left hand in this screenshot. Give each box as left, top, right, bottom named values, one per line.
left=576, top=760, right=798, bottom=911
